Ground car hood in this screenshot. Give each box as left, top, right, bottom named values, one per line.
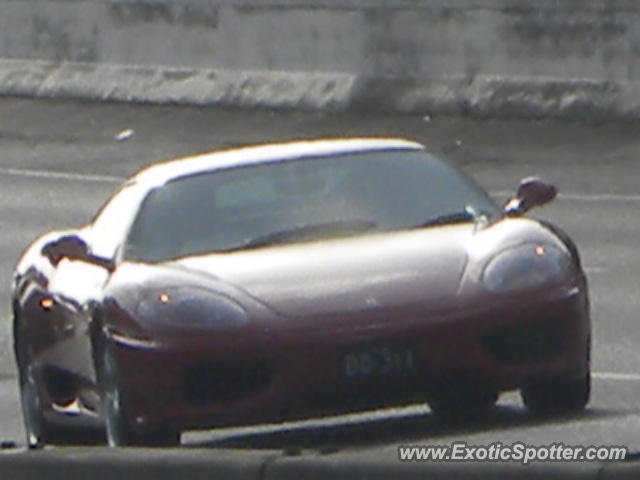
left=174, top=225, right=475, bottom=318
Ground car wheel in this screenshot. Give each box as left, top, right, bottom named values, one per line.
left=428, top=390, right=498, bottom=419
left=521, top=372, right=590, bottom=415
left=97, top=340, right=180, bottom=447
left=15, top=329, right=97, bottom=448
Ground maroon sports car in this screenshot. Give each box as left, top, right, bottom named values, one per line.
left=12, top=138, right=590, bottom=448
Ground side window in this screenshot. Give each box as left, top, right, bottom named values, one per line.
left=87, top=183, right=146, bottom=260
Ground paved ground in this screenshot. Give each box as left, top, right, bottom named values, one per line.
left=1, top=97, right=640, bottom=460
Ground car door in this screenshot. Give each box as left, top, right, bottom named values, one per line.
left=14, top=230, right=80, bottom=368
left=43, top=253, right=112, bottom=381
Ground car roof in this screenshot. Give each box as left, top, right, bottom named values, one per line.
left=131, top=137, right=425, bottom=187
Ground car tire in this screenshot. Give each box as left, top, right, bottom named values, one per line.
left=15, top=326, right=98, bottom=448
left=521, top=372, right=590, bottom=416
left=96, top=339, right=180, bottom=447
left=428, top=390, right=498, bottom=419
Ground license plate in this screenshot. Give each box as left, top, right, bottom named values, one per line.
left=343, top=345, right=415, bottom=379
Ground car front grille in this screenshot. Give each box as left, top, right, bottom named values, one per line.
left=181, top=359, right=274, bottom=406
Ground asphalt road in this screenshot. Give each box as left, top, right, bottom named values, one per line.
left=1, top=97, right=640, bottom=459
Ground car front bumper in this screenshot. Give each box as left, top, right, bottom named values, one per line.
left=110, top=284, right=590, bottom=433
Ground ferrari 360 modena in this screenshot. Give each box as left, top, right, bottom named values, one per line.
left=12, top=138, right=591, bottom=447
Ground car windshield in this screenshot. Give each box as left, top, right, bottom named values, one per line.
left=123, top=149, right=499, bottom=262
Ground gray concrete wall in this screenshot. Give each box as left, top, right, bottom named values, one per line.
left=1, top=0, right=640, bottom=117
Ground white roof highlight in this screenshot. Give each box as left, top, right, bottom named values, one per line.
left=132, top=137, right=424, bottom=187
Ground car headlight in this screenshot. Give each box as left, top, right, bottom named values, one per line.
left=483, top=244, right=572, bottom=293
left=135, top=286, right=248, bottom=328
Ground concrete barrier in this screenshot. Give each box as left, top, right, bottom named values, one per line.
left=0, top=447, right=271, bottom=480
left=1, top=445, right=638, bottom=480
left=265, top=450, right=604, bottom=480
left=2, top=0, right=640, bottom=118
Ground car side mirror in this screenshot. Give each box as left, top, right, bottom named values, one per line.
left=504, top=177, right=557, bottom=216
left=41, top=235, right=115, bottom=272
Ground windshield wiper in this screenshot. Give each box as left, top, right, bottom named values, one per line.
left=409, top=208, right=481, bottom=230
left=220, top=219, right=379, bottom=252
